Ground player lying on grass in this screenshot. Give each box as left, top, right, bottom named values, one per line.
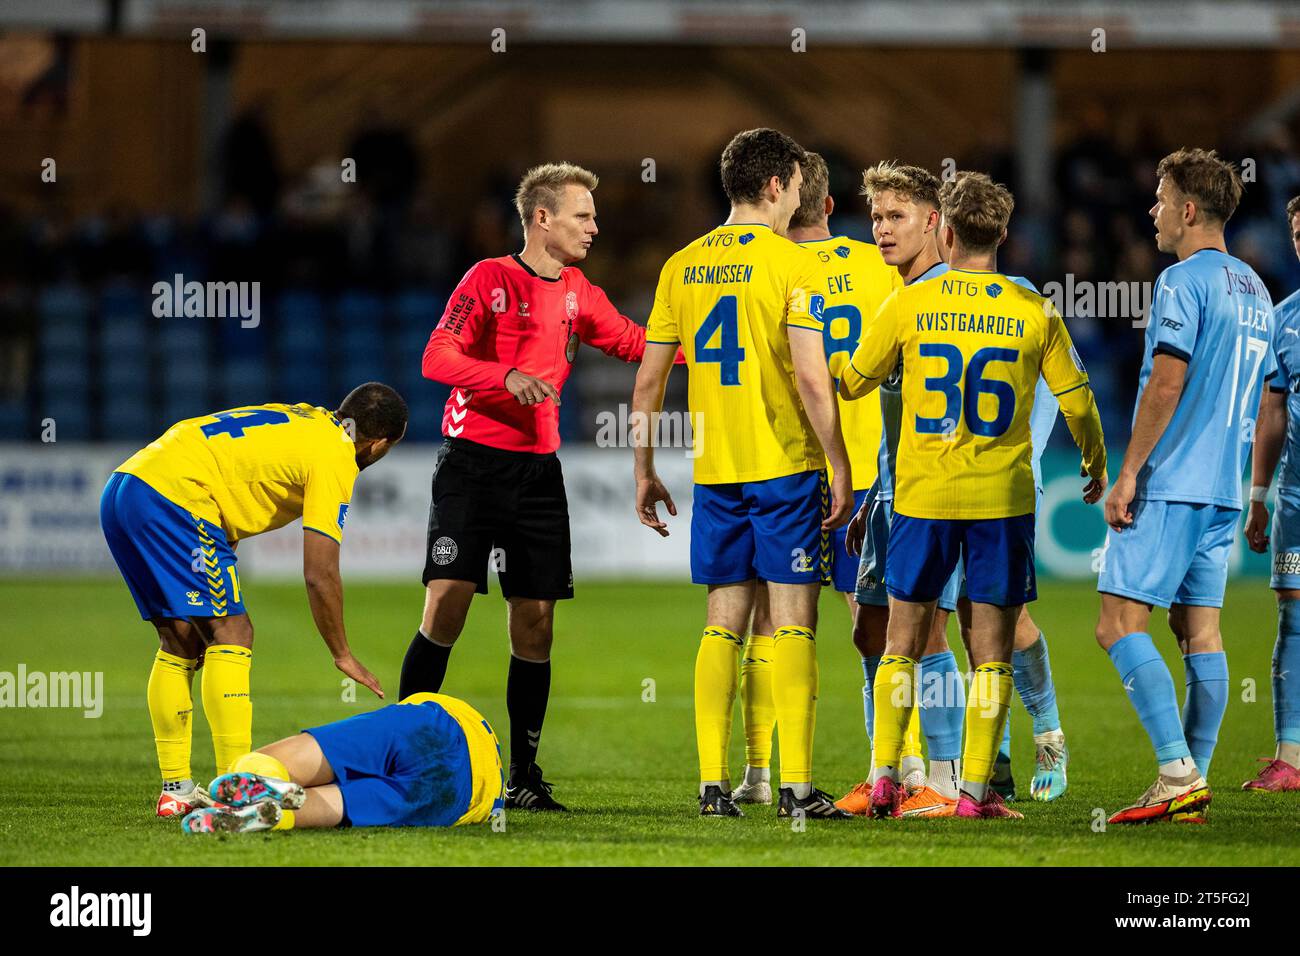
left=1239, top=194, right=1300, bottom=794
left=181, top=692, right=504, bottom=833
left=1095, top=149, right=1274, bottom=824
left=730, top=151, right=900, bottom=807
left=100, top=383, right=406, bottom=818
left=840, top=171, right=1107, bottom=820
left=634, top=129, right=855, bottom=820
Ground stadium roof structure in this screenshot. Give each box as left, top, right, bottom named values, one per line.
left=5, top=0, right=1300, bottom=48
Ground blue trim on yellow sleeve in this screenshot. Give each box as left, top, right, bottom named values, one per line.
left=304, top=525, right=342, bottom=543
left=645, top=339, right=680, bottom=345
left=1052, top=381, right=1089, bottom=398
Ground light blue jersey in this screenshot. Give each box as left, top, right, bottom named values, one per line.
left=1136, top=249, right=1276, bottom=508
left=875, top=264, right=1058, bottom=500
left=1271, top=289, right=1300, bottom=493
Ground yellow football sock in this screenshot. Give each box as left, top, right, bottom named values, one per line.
left=772, top=626, right=817, bottom=785
left=147, top=649, right=197, bottom=782
left=962, top=662, right=1014, bottom=786
left=201, top=644, right=253, bottom=773
left=872, top=656, right=917, bottom=772
left=901, top=693, right=924, bottom=760
left=273, top=809, right=296, bottom=831
left=739, top=634, right=776, bottom=768
left=695, top=627, right=742, bottom=783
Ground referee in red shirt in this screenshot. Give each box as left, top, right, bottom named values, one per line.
left=401, top=163, right=654, bottom=811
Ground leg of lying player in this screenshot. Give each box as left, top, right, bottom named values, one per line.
left=899, top=610, right=963, bottom=818
left=399, top=579, right=475, bottom=700
left=503, top=597, right=566, bottom=811
left=696, top=581, right=752, bottom=817
left=869, top=597, right=933, bottom=818
left=1096, top=593, right=1211, bottom=824
left=836, top=600, right=889, bottom=814
left=954, top=601, right=1023, bottom=820
left=1245, top=590, right=1300, bottom=792
left=1014, top=609, right=1069, bottom=802
left=734, top=581, right=776, bottom=805
left=183, top=693, right=505, bottom=833
left=148, top=618, right=222, bottom=817
left=767, top=580, right=850, bottom=820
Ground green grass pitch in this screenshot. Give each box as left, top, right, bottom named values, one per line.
left=0, top=577, right=1295, bottom=866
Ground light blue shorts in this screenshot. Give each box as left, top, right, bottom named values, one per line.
left=1271, top=486, right=1300, bottom=590
left=1097, top=498, right=1238, bottom=608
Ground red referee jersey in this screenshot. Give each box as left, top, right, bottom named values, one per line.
left=423, top=254, right=648, bottom=454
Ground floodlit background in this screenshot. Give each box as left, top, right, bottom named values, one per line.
left=0, top=0, right=1293, bottom=579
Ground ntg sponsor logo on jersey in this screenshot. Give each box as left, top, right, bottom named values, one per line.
left=151, top=273, right=260, bottom=328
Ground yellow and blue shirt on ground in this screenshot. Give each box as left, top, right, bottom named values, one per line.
left=647, top=223, right=836, bottom=586
left=840, top=268, right=1106, bottom=520
left=303, top=692, right=505, bottom=828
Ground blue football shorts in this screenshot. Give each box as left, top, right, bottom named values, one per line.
left=854, top=485, right=962, bottom=611
left=886, top=511, right=1036, bottom=607
left=100, top=471, right=245, bottom=620
left=690, top=469, right=828, bottom=586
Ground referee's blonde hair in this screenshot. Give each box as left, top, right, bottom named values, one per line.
left=514, top=163, right=599, bottom=226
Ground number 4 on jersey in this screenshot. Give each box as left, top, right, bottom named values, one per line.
left=695, top=295, right=745, bottom=385
left=200, top=409, right=291, bottom=439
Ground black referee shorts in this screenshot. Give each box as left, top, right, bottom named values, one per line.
left=422, top=438, right=574, bottom=601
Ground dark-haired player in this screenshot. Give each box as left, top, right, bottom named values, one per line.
left=100, top=383, right=407, bottom=817
left=633, top=129, right=855, bottom=819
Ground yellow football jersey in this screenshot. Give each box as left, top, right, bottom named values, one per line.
left=646, top=223, right=828, bottom=485
left=399, top=692, right=505, bottom=826
left=841, top=269, right=1104, bottom=519
left=798, top=236, right=899, bottom=491
left=116, top=403, right=359, bottom=543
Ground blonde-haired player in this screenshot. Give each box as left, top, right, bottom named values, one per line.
left=728, top=151, right=901, bottom=806
left=841, top=172, right=1106, bottom=819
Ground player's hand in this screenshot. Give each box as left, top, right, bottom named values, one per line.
left=1081, top=466, right=1107, bottom=505
left=335, top=652, right=384, bottom=699
left=1104, top=471, right=1136, bottom=532
left=636, top=474, right=677, bottom=537
left=823, top=472, right=854, bottom=532
left=1245, top=500, right=1271, bottom=554
left=505, top=369, right=561, bottom=406
left=845, top=497, right=870, bottom=557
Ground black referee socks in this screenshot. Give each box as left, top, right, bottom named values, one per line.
left=398, top=630, right=452, bottom=700
left=507, top=655, right=551, bottom=781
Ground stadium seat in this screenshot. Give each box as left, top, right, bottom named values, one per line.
left=38, top=355, right=91, bottom=399
left=102, top=395, right=157, bottom=440
left=393, top=289, right=443, bottom=332
left=0, top=399, right=29, bottom=441
left=43, top=398, right=92, bottom=441
left=219, top=358, right=270, bottom=407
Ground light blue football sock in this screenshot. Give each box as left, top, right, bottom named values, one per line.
left=1275, top=600, right=1300, bottom=747
left=1108, top=632, right=1191, bottom=765
left=997, top=711, right=1012, bottom=764
left=915, top=650, right=967, bottom=764
left=918, top=650, right=963, bottom=761
left=1012, top=632, right=1061, bottom=736
left=862, top=655, right=882, bottom=744
left=1182, top=651, right=1228, bottom=779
